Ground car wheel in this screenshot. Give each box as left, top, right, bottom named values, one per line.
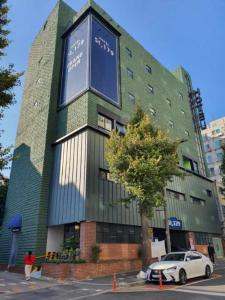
left=179, top=269, right=187, bottom=285
left=205, top=265, right=211, bottom=279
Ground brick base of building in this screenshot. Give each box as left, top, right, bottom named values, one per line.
left=42, top=259, right=142, bottom=280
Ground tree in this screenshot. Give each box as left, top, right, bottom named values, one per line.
left=105, top=106, right=185, bottom=269
left=0, top=0, right=22, bottom=174
left=0, top=175, right=8, bottom=228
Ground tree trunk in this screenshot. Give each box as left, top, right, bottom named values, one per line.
left=164, top=203, right=171, bottom=253
left=141, top=213, right=152, bottom=271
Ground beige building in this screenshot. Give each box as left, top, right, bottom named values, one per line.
left=202, top=117, right=225, bottom=237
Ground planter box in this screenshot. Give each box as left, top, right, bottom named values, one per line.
left=42, top=259, right=141, bottom=280
left=42, top=263, right=71, bottom=280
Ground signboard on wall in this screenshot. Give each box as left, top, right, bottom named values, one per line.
left=169, top=217, right=182, bottom=230
left=60, top=13, right=120, bottom=106
left=61, top=17, right=89, bottom=104
left=90, top=16, right=119, bottom=104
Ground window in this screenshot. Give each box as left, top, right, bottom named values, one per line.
left=209, top=167, right=215, bottom=176
left=207, top=155, right=212, bottom=163
left=169, top=120, right=174, bottom=128
left=145, top=65, right=152, bottom=74
left=204, top=144, right=211, bottom=152
left=183, top=156, right=199, bottom=173
left=99, top=169, right=113, bottom=181
left=125, top=47, right=132, bottom=58
left=179, top=92, right=183, bottom=100
left=214, top=140, right=222, bottom=149
left=166, top=189, right=185, bottom=201
left=184, top=130, right=189, bottom=137
left=191, top=196, right=206, bottom=206
left=222, top=205, right=225, bottom=214
left=128, top=93, right=135, bottom=104
left=212, top=128, right=221, bottom=135
left=97, top=114, right=113, bottom=132
left=195, top=232, right=212, bottom=245
left=206, top=190, right=212, bottom=197
left=126, top=68, right=133, bottom=79
left=64, top=223, right=80, bottom=248
left=193, top=161, right=199, bottom=173
left=149, top=108, right=156, bottom=117
left=216, top=152, right=223, bottom=161
left=190, top=252, right=202, bottom=260
left=202, top=134, right=209, bottom=142
left=116, top=122, right=126, bottom=135
left=96, top=223, right=141, bottom=243
left=181, top=109, right=185, bottom=115
left=147, top=84, right=154, bottom=94
left=166, top=98, right=171, bottom=107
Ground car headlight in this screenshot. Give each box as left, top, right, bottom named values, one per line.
left=166, top=266, right=177, bottom=271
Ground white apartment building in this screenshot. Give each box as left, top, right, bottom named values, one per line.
left=202, top=117, right=225, bottom=228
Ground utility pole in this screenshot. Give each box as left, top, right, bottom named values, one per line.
left=164, top=202, right=171, bottom=253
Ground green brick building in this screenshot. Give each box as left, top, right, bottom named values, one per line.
left=0, top=0, right=223, bottom=266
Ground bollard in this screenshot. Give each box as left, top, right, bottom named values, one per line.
left=112, top=273, right=117, bottom=292
left=159, top=270, right=163, bottom=291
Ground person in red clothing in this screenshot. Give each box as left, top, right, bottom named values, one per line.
left=24, top=251, right=35, bottom=280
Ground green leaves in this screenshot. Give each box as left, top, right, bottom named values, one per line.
left=105, top=106, right=185, bottom=217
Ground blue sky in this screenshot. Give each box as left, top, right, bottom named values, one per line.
left=1, top=0, right=225, bottom=176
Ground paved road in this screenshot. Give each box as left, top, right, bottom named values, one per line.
left=0, top=260, right=224, bottom=299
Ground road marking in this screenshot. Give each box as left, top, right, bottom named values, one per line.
left=72, top=280, right=111, bottom=286
left=8, top=283, right=17, bottom=286
left=0, top=284, right=6, bottom=287
left=20, top=282, right=29, bottom=285
left=171, top=275, right=221, bottom=289
left=214, top=267, right=225, bottom=271
left=66, top=289, right=110, bottom=300
left=95, top=289, right=103, bottom=292
left=174, top=289, right=225, bottom=297
left=81, top=288, right=90, bottom=291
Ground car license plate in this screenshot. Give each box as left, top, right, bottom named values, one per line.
left=152, top=275, right=159, bottom=278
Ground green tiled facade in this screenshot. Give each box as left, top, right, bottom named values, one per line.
left=0, top=0, right=222, bottom=264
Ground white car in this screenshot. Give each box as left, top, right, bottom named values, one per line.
left=146, top=251, right=213, bottom=284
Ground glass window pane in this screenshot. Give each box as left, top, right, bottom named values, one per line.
left=128, top=93, right=135, bottom=103
left=98, top=114, right=105, bottom=128
left=105, top=118, right=112, bottom=131
left=126, top=47, right=132, bottom=58
left=147, top=84, right=154, bottom=94
left=145, top=65, right=152, bottom=74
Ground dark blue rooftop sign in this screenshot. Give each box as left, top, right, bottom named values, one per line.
left=90, top=16, right=119, bottom=104
left=168, top=217, right=182, bottom=230
left=60, top=13, right=120, bottom=106
left=61, top=17, right=89, bottom=104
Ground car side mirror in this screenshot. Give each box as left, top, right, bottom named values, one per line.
left=186, top=257, right=190, bottom=262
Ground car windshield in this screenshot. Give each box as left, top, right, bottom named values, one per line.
left=162, top=253, right=185, bottom=261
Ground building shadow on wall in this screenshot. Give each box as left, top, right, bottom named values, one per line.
left=0, top=143, right=43, bottom=264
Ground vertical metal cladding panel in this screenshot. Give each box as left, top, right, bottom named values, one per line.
left=86, top=130, right=140, bottom=225
left=48, top=132, right=87, bottom=225
left=163, top=175, right=221, bottom=233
